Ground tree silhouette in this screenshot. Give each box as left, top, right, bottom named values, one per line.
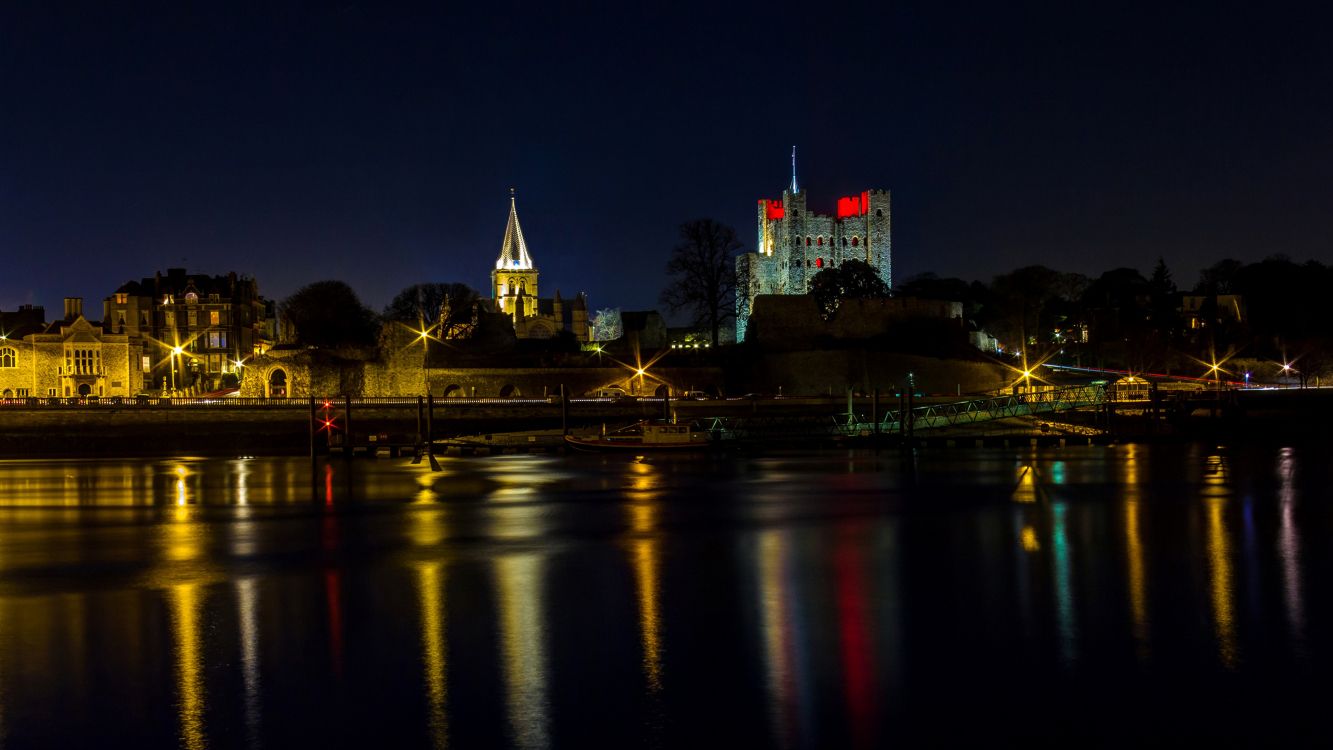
left=279, top=280, right=379, bottom=348
left=660, top=219, right=741, bottom=346
left=809, top=259, right=890, bottom=319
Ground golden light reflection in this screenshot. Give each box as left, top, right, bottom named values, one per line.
left=631, top=538, right=663, bottom=693
left=167, top=505, right=204, bottom=563
left=1020, top=525, right=1040, bottom=552
left=169, top=582, right=207, bottom=750
left=495, top=553, right=549, bottom=750
left=1122, top=445, right=1149, bottom=654
left=1012, top=465, right=1041, bottom=504
left=757, top=529, right=798, bottom=747
left=417, top=562, right=449, bottom=750
left=1203, top=454, right=1237, bottom=668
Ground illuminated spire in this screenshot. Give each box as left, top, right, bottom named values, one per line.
left=495, top=188, right=534, bottom=270
left=790, top=145, right=798, bottom=194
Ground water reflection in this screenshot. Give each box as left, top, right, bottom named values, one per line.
left=495, top=553, right=550, bottom=749
left=1051, top=501, right=1078, bottom=666
left=235, top=577, right=263, bottom=748
left=756, top=529, right=806, bottom=749
left=1121, top=445, right=1149, bottom=656
left=1276, top=447, right=1305, bottom=653
left=624, top=461, right=664, bottom=694
left=417, top=562, right=449, bottom=750
left=1202, top=453, right=1237, bottom=668
left=834, top=524, right=876, bottom=750
left=169, top=582, right=207, bottom=750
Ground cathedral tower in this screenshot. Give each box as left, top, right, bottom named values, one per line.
left=491, top=190, right=539, bottom=324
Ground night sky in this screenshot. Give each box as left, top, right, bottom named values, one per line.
left=3, top=2, right=1331, bottom=321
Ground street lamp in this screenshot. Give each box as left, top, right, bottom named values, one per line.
left=171, top=345, right=184, bottom=395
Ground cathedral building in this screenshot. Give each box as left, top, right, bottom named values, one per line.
left=490, top=191, right=589, bottom=341
left=734, top=150, right=892, bottom=341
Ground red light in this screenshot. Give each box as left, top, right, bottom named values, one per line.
left=816, top=257, right=824, bottom=268
left=761, top=199, right=784, bottom=220
left=836, top=191, right=871, bottom=218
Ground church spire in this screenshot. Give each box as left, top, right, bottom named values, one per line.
left=790, top=145, right=799, bottom=194
left=495, top=188, right=534, bottom=270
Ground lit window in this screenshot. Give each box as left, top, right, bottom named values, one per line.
left=816, top=258, right=824, bottom=268
left=0, top=347, right=15, bottom=368
left=817, top=237, right=823, bottom=246
left=852, top=237, right=859, bottom=247
left=210, top=311, right=220, bottom=325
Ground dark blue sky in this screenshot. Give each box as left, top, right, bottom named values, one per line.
left=3, top=2, right=1331, bottom=319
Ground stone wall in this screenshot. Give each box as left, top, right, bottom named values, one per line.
left=746, top=295, right=963, bottom=349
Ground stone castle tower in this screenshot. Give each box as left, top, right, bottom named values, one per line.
left=490, top=191, right=590, bottom=341
left=734, top=149, right=891, bottom=341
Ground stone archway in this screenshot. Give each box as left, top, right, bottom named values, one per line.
left=77, top=383, right=92, bottom=397
left=267, top=368, right=288, bottom=398
left=498, top=384, right=521, bottom=398
left=442, top=384, right=463, bottom=398
left=1, top=388, right=11, bottom=399
left=654, top=384, right=670, bottom=398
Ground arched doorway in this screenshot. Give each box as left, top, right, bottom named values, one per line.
left=442, top=384, right=463, bottom=398
left=1, top=388, right=11, bottom=399
left=77, top=383, right=92, bottom=396
left=499, top=384, right=521, bottom=398
left=654, top=384, right=670, bottom=398
left=268, top=368, right=288, bottom=398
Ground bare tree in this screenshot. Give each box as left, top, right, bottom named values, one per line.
left=660, top=219, right=742, bottom=346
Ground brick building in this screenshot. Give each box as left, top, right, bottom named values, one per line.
left=104, top=269, right=273, bottom=393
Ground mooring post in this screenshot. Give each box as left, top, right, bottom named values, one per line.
left=342, top=396, right=353, bottom=462
left=412, top=395, right=424, bottom=464
left=846, top=385, right=854, bottom=429
left=663, top=387, right=671, bottom=422
left=560, top=384, right=569, bottom=435
left=426, top=394, right=440, bottom=471
left=308, top=396, right=317, bottom=465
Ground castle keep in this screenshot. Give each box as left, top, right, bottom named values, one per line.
left=735, top=151, right=891, bottom=341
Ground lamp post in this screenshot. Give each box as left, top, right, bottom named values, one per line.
left=171, top=345, right=184, bottom=395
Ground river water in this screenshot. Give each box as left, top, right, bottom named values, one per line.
left=0, top=444, right=1328, bottom=747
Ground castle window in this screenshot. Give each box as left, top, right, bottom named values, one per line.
left=806, top=237, right=811, bottom=246
left=841, top=237, right=847, bottom=246
left=852, top=237, right=859, bottom=247
left=817, top=237, right=823, bottom=247
left=816, top=258, right=824, bottom=268
left=875, top=209, right=883, bottom=217
left=0, top=347, right=15, bottom=368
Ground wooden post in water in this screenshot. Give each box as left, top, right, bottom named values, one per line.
left=872, top=388, right=880, bottom=436
left=308, top=396, right=317, bottom=465
left=412, top=396, right=424, bottom=464
left=663, top=387, right=671, bottom=422
left=343, top=396, right=353, bottom=462
left=560, top=384, right=569, bottom=435
left=425, top=394, right=440, bottom=471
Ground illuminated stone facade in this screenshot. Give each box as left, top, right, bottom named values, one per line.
left=104, top=269, right=274, bottom=393
left=0, top=302, right=144, bottom=399
left=489, top=193, right=589, bottom=341
left=735, top=165, right=891, bottom=342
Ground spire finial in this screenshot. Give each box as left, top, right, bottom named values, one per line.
left=510, top=186, right=515, bottom=201
left=790, top=145, right=798, bottom=194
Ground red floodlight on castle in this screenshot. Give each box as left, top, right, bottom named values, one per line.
left=835, top=191, right=871, bottom=218
left=761, top=199, right=785, bottom=220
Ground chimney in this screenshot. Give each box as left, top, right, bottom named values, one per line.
left=64, top=297, right=83, bottom=320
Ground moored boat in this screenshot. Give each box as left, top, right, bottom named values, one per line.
left=564, top=421, right=712, bottom=452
